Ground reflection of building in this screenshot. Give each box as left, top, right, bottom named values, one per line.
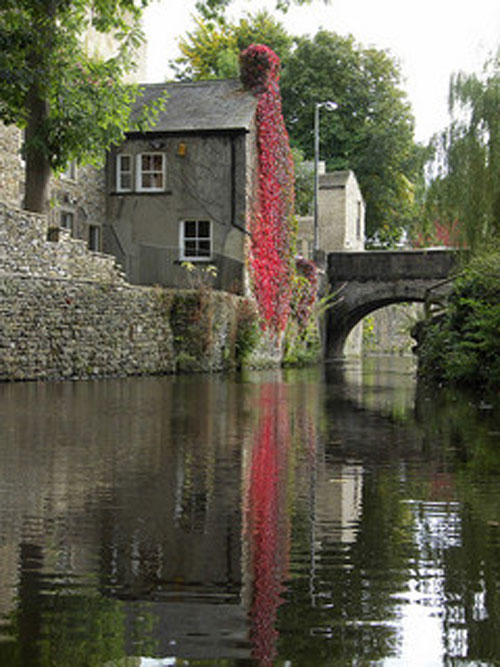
left=314, top=463, right=363, bottom=544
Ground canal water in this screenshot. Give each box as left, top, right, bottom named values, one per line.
left=0, top=358, right=499, bottom=666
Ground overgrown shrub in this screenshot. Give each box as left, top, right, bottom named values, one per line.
left=416, top=250, right=500, bottom=391
left=235, top=297, right=260, bottom=365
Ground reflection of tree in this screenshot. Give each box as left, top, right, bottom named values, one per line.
left=414, top=385, right=500, bottom=662
left=0, top=543, right=127, bottom=667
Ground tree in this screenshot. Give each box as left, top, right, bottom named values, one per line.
left=173, top=10, right=294, bottom=81
left=0, top=0, right=313, bottom=215
left=175, top=24, right=421, bottom=243
left=280, top=31, right=420, bottom=242
left=0, top=0, right=155, bottom=213
left=424, top=53, right=500, bottom=251
left=194, top=0, right=312, bottom=21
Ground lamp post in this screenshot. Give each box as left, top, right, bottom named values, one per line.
left=313, top=101, right=338, bottom=258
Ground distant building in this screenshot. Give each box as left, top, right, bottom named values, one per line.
left=297, top=170, right=365, bottom=259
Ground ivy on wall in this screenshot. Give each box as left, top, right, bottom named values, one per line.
left=240, top=44, right=297, bottom=335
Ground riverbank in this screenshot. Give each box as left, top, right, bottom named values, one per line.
left=413, top=249, right=500, bottom=392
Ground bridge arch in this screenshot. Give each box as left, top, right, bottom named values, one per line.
left=325, top=250, right=458, bottom=358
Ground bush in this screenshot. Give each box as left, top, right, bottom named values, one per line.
left=235, top=298, right=260, bottom=365
left=416, top=250, right=500, bottom=391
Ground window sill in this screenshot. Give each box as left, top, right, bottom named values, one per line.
left=110, top=190, right=173, bottom=196
left=174, top=258, right=214, bottom=264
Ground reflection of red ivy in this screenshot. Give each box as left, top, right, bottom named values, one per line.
left=244, top=383, right=318, bottom=665
left=247, top=384, right=290, bottom=665
left=240, top=45, right=296, bottom=335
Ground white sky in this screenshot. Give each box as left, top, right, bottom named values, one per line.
left=143, top=0, right=500, bottom=143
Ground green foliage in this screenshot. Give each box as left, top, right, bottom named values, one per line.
left=173, top=10, right=294, bottom=81
left=280, top=31, right=420, bottom=242
left=291, top=146, right=314, bottom=216
left=180, top=261, right=218, bottom=290
left=424, top=53, right=500, bottom=251
left=194, top=0, right=312, bottom=22
left=416, top=249, right=500, bottom=390
left=0, top=0, right=160, bottom=211
left=235, top=297, right=260, bottom=365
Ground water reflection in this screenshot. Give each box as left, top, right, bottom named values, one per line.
left=0, top=360, right=498, bottom=665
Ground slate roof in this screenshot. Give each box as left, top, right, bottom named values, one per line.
left=131, top=79, right=258, bottom=133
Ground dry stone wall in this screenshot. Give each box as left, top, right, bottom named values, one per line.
left=0, top=123, right=23, bottom=209
left=0, top=203, right=251, bottom=380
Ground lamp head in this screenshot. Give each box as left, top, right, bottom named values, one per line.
left=317, top=100, right=338, bottom=111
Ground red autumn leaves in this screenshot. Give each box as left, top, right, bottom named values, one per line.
left=241, top=45, right=296, bottom=335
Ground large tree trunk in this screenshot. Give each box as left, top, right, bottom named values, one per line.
left=23, top=1, right=56, bottom=214
left=23, top=91, right=52, bottom=214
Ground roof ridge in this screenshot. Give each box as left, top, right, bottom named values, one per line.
left=139, top=78, right=241, bottom=88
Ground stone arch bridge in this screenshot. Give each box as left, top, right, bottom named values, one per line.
left=325, top=249, right=459, bottom=357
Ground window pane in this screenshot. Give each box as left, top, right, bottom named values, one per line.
left=141, top=154, right=151, bottom=171
left=142, top=173, right=152, bottom=189
left=120, top=155, right=130, bottom=171
left=152, top=154, right=163, bottom=170
left=198, top=240, right=211, bottom=256
left=60, top=211, right=74, bottom=231
left=120, top=173, right=131, bottom=190
left=198, top=220, right=210, bottom=238
left=185, top=241, right=196, bottom=256
left=185, top=221, right=196, bottom=238
left=152, top=173, right=163, bottom=188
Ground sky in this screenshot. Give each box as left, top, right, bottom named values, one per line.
left=142, top=0, right=500, bottom=143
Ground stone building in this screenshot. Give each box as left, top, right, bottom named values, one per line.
left=297, top=170, right=365, bottom=258
left=104, top=79, right=258, bottom=293
left=0, top=118, right=107, bottom=252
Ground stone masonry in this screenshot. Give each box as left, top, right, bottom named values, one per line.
left=0, top=202, right=250, bottom=380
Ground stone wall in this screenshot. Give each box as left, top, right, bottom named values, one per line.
left=0, top=203, right=260, bottom=381
left=0, top=123, right=23, bottom=209
left=0, top=123, right=106, bottom=250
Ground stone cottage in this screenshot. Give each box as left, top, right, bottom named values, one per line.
left=104, top=79, right=258, bottom=294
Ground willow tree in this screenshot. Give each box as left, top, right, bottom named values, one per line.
left=425, top=53, right=500, bottom=251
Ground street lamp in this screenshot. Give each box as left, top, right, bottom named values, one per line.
left=313, top=100, right=338, bottom=258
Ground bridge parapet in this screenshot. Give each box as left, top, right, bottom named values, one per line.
left=328, top=249, right=459, bottom=281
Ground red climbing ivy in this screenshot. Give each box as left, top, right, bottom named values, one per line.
left=240, top=45, right=296, bottom=335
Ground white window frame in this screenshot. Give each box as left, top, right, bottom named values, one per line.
left=136, top=152, right=166, bottom=192
left=179, top=219, right=212, bottom=261
left=116, top=154, right=132, bottom=192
